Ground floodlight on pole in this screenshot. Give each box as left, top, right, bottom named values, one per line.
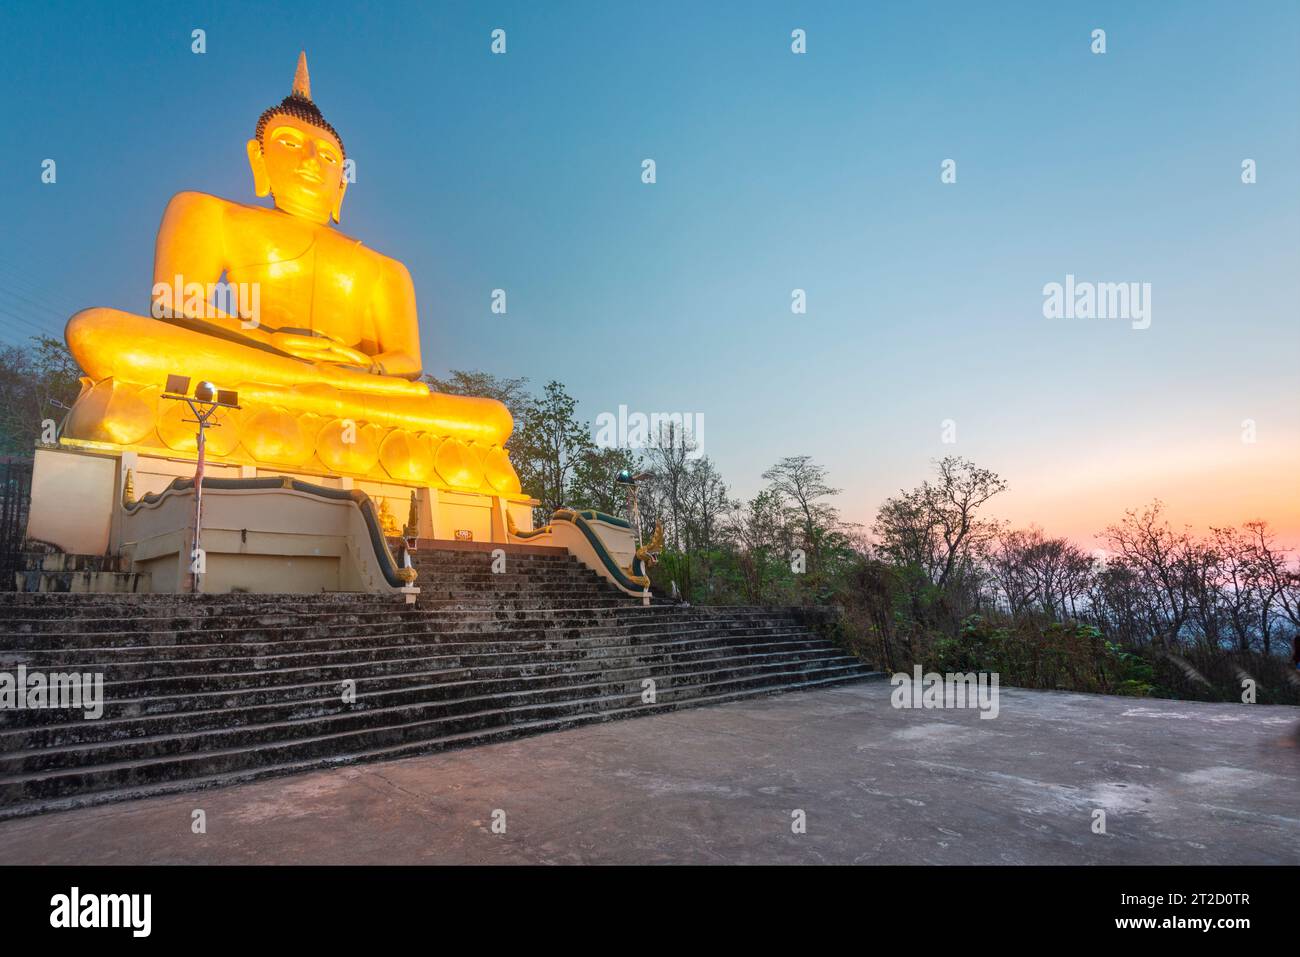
left=160, top=376, right=240, bottom=594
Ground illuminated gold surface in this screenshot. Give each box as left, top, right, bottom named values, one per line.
left=378, top=499, right=401, bottom=537
left=62, top=52, right=520, bottom=495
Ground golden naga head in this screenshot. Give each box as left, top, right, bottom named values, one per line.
left=246, top=51, right=348, bottom=225
left=636, top=520, right=664, bottom=565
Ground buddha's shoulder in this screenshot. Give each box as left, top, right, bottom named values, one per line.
left=165, top=191, right=312, bottom=223
left=164, top=190, right=240, bottom=213
left=161, top=191, right=249, bottom=230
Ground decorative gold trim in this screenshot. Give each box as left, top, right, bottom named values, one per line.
left=59, top=436, right=125, bottom=454
left=507, top=509, right=552, bottom=538
left=122, top=468, right=135, bottom=506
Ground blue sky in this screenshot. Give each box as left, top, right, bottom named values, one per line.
left=2, top=0, right=1297, bottom=541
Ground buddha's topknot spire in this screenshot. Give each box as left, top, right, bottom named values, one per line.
left=292, top=50, right=311, bottom=100
left=254, top=49, right=345, bottom=160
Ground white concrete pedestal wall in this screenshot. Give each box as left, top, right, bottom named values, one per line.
left=28, top=444, right=535, bottom=552
left=120, top=482, right=401, bottom=594
left=24, top=443, right=538, bottom=593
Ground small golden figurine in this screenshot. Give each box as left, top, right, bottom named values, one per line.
left=378, top=498, right=401, bottom=537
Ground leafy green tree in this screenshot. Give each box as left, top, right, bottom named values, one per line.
left=0, top=335, right=82, bottom=456
left=513, top=380, right=595, bottom=522
left=571, top=445, right=641, bottom=516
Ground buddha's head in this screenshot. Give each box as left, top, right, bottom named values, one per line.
left=247, top=52, right=347, bottom=225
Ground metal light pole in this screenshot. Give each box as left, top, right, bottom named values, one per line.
left=161, top=376, right=239, bottom=594
left=615, top=469, right=655, bottom=548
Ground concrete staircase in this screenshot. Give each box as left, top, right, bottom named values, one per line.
left=0, top=542, right=878, bottom=818
left=14, top=550, right=150, bottom=594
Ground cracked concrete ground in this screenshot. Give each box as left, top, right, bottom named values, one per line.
left=2, top=681, right=1297, bottom=864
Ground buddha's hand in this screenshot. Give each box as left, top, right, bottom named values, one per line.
left=269, top=331, right=334, bottom=360
left=321, top=342, right=375, bottom=369
left=270, top=332, right=373, bottom=369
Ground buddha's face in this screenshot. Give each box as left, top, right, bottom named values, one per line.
left=246, top=115, right=346, bottom=224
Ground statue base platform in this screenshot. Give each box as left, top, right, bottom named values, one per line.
left=62, top=376, right=522, bottom=495
left=25, top=444, right=537, bottom=594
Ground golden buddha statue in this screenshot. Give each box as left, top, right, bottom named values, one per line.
left=62, top=53, right=520, bottom=495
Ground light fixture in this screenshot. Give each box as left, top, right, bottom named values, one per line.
left=160, top=372, right=242, bottom=594
left=615, top=469, right=655, bottom=486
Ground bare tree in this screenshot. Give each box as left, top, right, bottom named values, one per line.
left=723, top=489, right=787, bottom=603
left=990, top=527, right=1038, bottom=617
left=1184, top=535, right=1231, bottom=652
left=681, top=457, right=729, bottom=554
left=1100, top=501, right=1195, bottom=649
left=873, top=456, right=1007, bottom=591
left=761, top=455, right=841, bottom=570
left=644, top=422, right=697, bottom=551
left=1246, top=520, right=1294, bottom=655
left=992, top=526, right=1095, bottom=620
left=1089, top=560, right=1148, bottom=646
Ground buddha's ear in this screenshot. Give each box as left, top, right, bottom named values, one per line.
left=246, top=139, right=271, bottom=197
left=331, top=178, right=348, bottom=225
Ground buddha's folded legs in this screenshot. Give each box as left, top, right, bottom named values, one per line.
left=65, top=307, right=512, bottom=446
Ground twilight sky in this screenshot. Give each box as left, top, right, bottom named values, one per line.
left=2, top=0, right=1297, bottom=545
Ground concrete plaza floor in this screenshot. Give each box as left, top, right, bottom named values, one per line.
left=2, top=681, right=1297, bottom=865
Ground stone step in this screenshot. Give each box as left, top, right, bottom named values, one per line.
left=0, top=669, right=881, bottom=822
left=0, top=597, right=697, bottom=623
left=0, top=598, right=644, bottom=628
left=0, top=549, right=865, bottom=818
left=0, top=599, right=694, bottom=620
left=0, top=593, right=405, bottom=609
left=0, top=641, right=855, bottom=738
left=0, top=663, right=876, bottom=807
left=0, top=608, right=800, bottom=644
left=1, top=630, right=837, bottom=693
left=414, top=546, right=577, bottom=556
left=2, top=634, right=832, bottom=686
left=0, top=610, right=805, bottom=651
left=415, top=546, right=572, bottom=553
left=0, top=669, right=880, bottom=822
left=0, top=650, right=862, bottom=760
